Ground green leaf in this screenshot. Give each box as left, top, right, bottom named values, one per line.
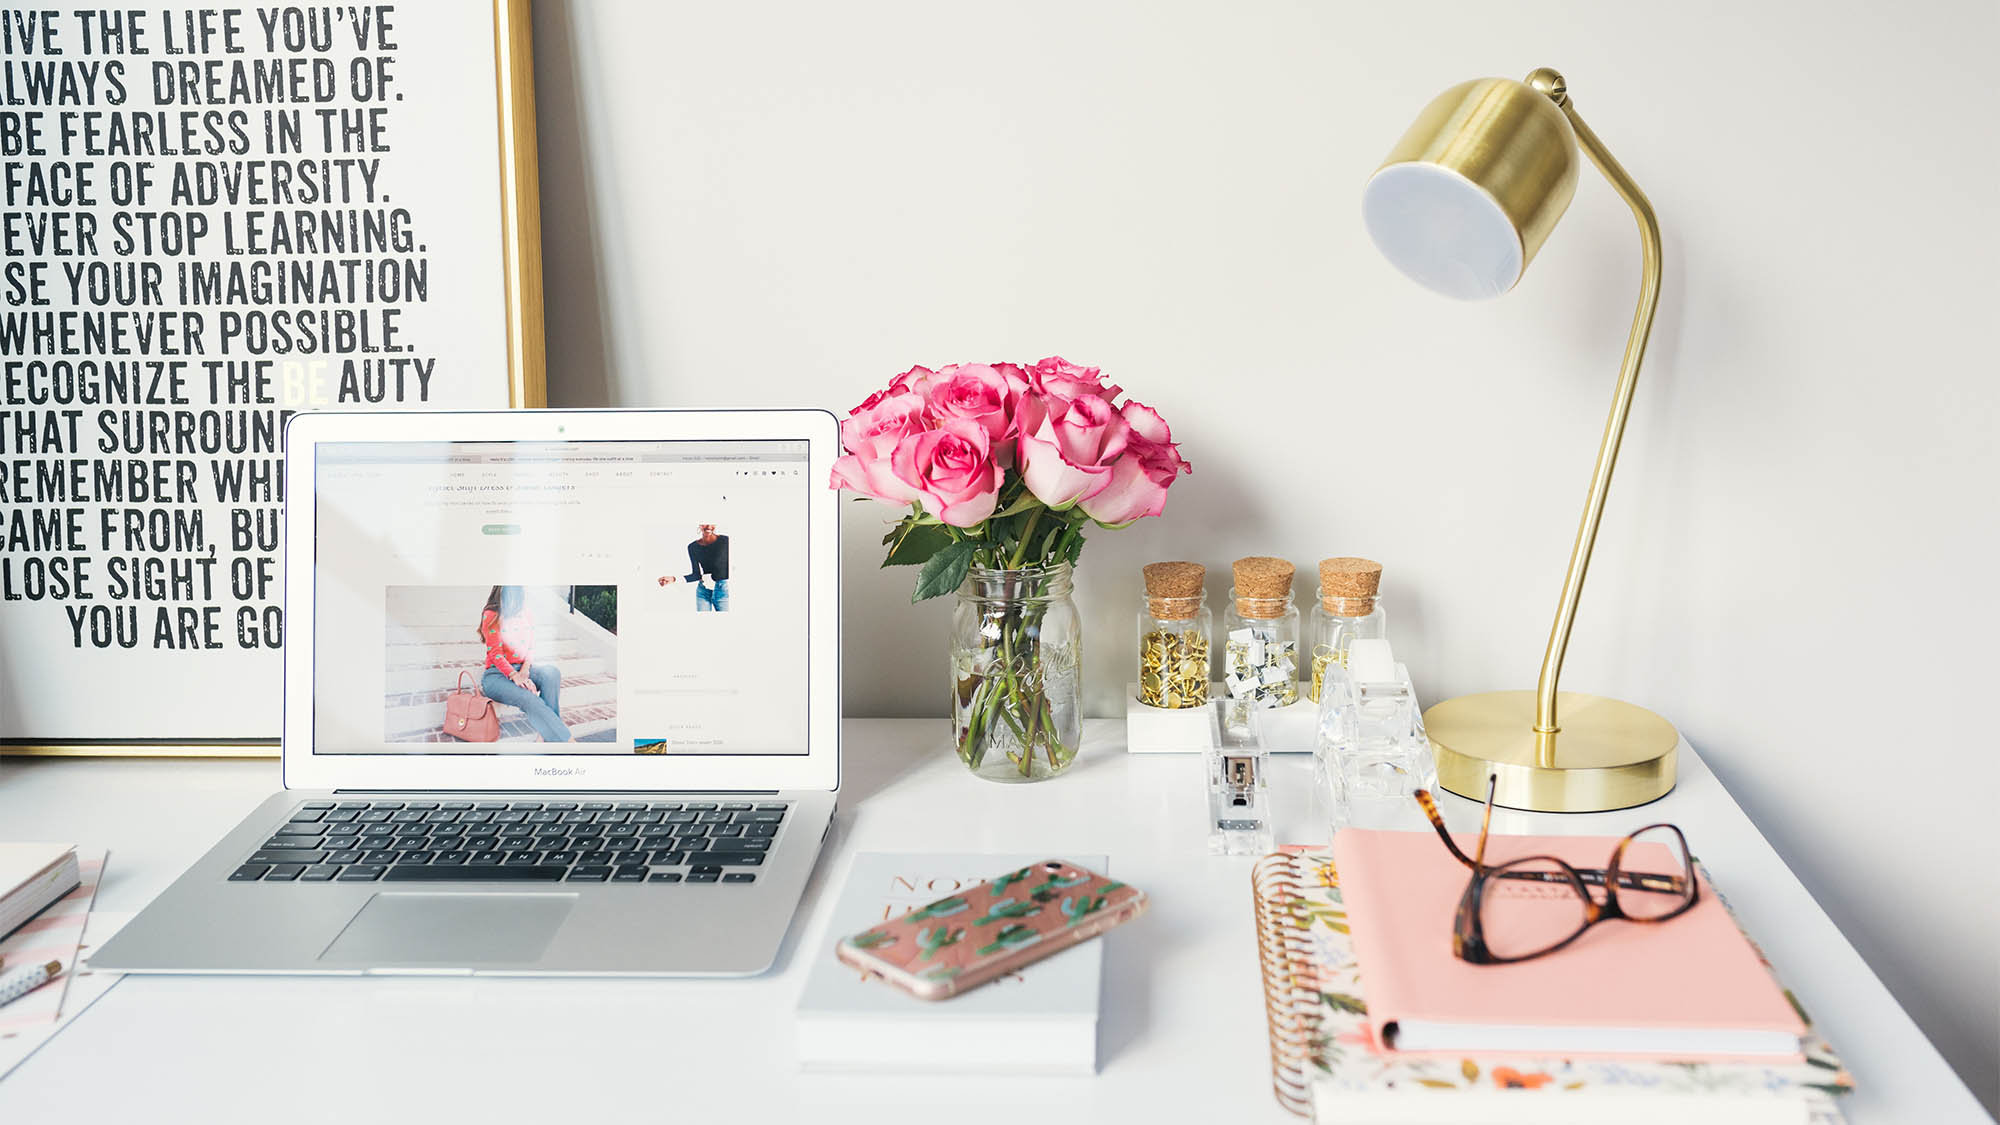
left=1061, top=528, right=1087, bottom=566
left=1320, top=991, right=1369, bottom=1015
left=912, top=541, right=976, bottom=602
left=990, top=492, right=1044, bottom=520
left=883, top=521, right=953, bottom=567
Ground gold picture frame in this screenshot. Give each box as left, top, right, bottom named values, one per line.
left=2, top=0, right=546, bottom=757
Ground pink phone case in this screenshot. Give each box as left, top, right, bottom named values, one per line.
left=834, top=859, right=1148, bottom=1000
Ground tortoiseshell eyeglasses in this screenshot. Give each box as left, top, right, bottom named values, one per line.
left=1413, top=775, right=1699, bottom=964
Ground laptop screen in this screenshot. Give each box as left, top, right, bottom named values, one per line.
left=310, top=437, right=811, bottom=756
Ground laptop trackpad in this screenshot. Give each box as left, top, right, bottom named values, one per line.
left=321, top=893, right=576, bottom=965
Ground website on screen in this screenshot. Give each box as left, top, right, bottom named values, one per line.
left=311, top=439, right=810, bottom=755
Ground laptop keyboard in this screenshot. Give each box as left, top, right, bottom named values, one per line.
left=228, top=800, right=787, bottom=885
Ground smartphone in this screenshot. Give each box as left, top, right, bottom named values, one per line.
left=834, top=859, right=1148, bottom=1001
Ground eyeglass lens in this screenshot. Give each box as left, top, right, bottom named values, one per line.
left=1615, top=826, right=1695, bottom=920
left=1476, top=857, right=1591, bottom=960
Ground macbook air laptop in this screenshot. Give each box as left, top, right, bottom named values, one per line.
left=92, top=408, right=841, bottom=976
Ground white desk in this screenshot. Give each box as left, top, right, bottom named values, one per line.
left=0, top=720, right=1988, bottom=1124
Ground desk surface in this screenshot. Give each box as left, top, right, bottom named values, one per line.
left=0, top=720, right=1988, bottom=1124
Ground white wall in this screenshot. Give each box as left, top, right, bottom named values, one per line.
left=532, top=0, right=1998, bottom=1108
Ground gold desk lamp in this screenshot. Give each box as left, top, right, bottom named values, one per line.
left=1361, top=68, right=1677, bottom=812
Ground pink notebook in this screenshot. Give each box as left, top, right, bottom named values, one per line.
left=1333, top=828, right=1807, bottom=1061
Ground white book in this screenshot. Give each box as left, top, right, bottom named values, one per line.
left=0, top=844, right=80, bottom=942
left=796, top=852, right=1106, bottom=1074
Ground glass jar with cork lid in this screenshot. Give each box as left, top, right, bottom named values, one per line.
left=1309, top=557, right=1387, bottom=703
left=1223, top=557, right=1300, bottom=708
left=1137, top=562, right=1211, bottom=710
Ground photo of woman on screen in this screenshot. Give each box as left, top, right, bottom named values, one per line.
left=658, top=522, right=730, bottom=612
left=477, top=585, right=572, bottom=743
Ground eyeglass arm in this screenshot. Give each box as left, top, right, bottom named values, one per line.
left=1491, top=865, right=1687, bottom=895
left=1415, top=790, right=1689, bottom=895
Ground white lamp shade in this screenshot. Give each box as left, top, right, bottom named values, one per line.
left=1362, top=163, right=1524, bottom=301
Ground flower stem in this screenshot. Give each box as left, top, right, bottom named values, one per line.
left=1018, top=670, right=1043, bottom=778
left=1041, top=696, right=1065, bottom=768
left=958, top=694, right=985, bottom=767
left=1008, top=508, right=1044, bottom=569
left=993, top=608, right=1029, bottom=771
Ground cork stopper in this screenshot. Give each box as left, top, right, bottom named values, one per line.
left=1318, top=556, right=1383, bottom=615
left=1231, top=556, right=1294, bottom=618
left=1143, top=561, right=1205, bottom=619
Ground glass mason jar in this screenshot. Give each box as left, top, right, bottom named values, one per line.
left=1222, top=587, right=1300, bottom=708
left=950, top=564, right=1083, bottom=783
left=1308, top=592, right=1387, bottom=703
left=1137, top=589, right=1210, bottom=709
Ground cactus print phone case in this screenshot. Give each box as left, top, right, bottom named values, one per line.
left=835, top=859, right=1147, bottom=1001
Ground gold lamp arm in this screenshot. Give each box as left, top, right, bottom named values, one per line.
left=1530, top=76, right=1664, bottom=745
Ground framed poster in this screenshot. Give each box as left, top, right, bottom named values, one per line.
left=0, top=0, right=545, bottom=755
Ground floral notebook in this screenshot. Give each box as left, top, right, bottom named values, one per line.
left=1251, top=850, right=1853, bottom=1124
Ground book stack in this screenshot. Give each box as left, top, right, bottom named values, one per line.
left=1253, top=836, right=1853, bottom=1125
left=0, top=844, right=80, bottom=941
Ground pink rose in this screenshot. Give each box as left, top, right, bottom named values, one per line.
left=838, top=388, right=929, bottom=455
left=1032, top=352, right=1128, bottom=404
left=921, top=364, right=1029, bottom=460
left=1019, top=356, right=1123, bottom=440
left=850, top=366, right=931, bottom=415
left=1080, top=402, right=1191, bottom=525
left=889, top=418, right=1002, bottom=527
left=991, top=362, right=1032, bottom=386
left=1019, top=393, right=1132, bottom=509
left=1028, top=356, right=1122, bottom=403
left=829, top=390, right=929, bottom=503
left=1118, top=400, right=1174, bottom=446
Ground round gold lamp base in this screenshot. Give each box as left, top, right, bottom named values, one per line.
left=1425, top=690, right=1678, bottom=813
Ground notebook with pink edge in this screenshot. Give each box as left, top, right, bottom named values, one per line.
left=1333, top=828, right=1807, bottom=1061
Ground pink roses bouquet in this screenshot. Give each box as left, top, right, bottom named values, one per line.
left=830, top=357, right=1190, bottom=780
left=830, top=357, right=1191, bottom=601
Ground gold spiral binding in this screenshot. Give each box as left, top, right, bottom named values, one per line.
left=1252, top=851, right=1323, bottom=1118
